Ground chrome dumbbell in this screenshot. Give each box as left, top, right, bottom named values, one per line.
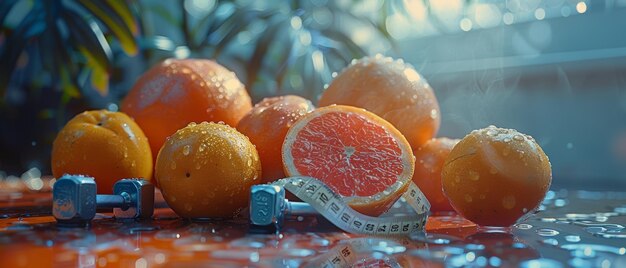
left=249, top=184, right=319, bottom=229
left=52, top=175, right=154, bottom=227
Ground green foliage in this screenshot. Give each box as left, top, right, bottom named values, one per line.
left=0, top=0, right=406, bottom=175
left=1, top=0, right=402, bottom=104
left=0, top=0, right=138, bottom=102
left=136, top=0, right=395, bottom=100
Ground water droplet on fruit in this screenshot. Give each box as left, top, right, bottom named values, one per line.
left=188, top=122, right=197, bottom=127
left=502, top=195, right=516, bottom=209
left=171, top=162, right=177, bottom=170
left=464, top=194, right=473, bottom=203
left=183, top=145, right=191, bottom=156
left=486, top=129, right=498, bottom=136
left=468, top=170, right=480, bottom=181
left=430, top=109, right=438, bottom=119
left=503, top=137, right=512, bottom=143
left=513, top=135, right=524, bottom=141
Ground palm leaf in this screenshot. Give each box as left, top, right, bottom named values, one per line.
left=0, top=0, right=20, bottom=28
left=319, top=29, right=366, bottom=58
left=0, top=9, right=45, bottom=97
left=212, top=9, right=262, bottom=56
left=105, top=0, right=138, bottom=35
left=246, top=21, right=284, bottom=88
left=77, top=0, right=138, bottom=55
left=62, top=8, right=112, bottom=72
left=274, top=35, right=297, bottom=90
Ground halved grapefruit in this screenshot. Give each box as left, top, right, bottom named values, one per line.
left=282, top=105, right=415, bottom=216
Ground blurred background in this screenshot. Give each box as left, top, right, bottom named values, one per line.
left=1, top=0, right=625, bottom=188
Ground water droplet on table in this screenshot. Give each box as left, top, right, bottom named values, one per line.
left=537, top=228, right=560, bottom=236
left=520, top=258, right=564, bottom=268
left=565, top=235, right=581, bottom=242
left=515, top=223, right=533, bottom=230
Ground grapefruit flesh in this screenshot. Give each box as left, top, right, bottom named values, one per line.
left=283, top=105, right=415, bottom=216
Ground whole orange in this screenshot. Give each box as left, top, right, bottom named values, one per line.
left=318, top=55, right=440, bottom=149
left=412, top=137, right=459, bottom=212
left=441, top=126, right=552, bottom=227
left=237, top=95, right=314, bottom=183
left=51, top=110, right=153, bottom=194
left=155, top=122, right=261, bottom=219
left=121, top=59, right=253, bottom=162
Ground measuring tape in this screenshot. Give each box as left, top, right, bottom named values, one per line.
left=302, top=237, right=406, bottom=268
left=272, top=176, right=431, bottom=236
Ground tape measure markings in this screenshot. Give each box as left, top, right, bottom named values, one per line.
left=274, top=176, right=430, bottom=236
left=304, top=237, right=406, bottom=268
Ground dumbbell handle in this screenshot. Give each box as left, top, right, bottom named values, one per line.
left=284, top=200, right=318, bottom=216
left=96, top=192, right=132, bottom=209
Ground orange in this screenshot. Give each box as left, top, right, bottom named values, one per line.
left=155, top=122, right=261, bottom=219
left=51, top=110, right=153, bottom=194
left=121, top=58, right=253, bottom=162
left=282, top=105, right=415, bottom=216
left=318, top=55, right=440, bottom=149
left=441, top=125, right=552, bottom=227
left=237, top=95, right=314, bottom=183
left=412, top=137, right=459, bottom=212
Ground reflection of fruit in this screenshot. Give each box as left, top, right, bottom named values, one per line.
left=51, top=110, right=153, bottom=194
left=121, top=59, right=253, bottom=162
left=413, top=138, right=459, bottom=212
left=441, top=126, right=552, bottom=227
left=318, top=55, right=440, bottom=149
left=237, top=95, right=314, bottom=183
left=462, top=231, right=540, bottom=265
left=282, top=105, right=415, bottom=216
left=155, top=122, right=261, bottom=218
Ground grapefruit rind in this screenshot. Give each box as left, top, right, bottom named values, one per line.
left=282, top=105, right=415, bottom=216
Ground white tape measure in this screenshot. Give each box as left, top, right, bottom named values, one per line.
left=272, top=176, right=431, bottom=236
left=302, top=238, right=406, bottom=268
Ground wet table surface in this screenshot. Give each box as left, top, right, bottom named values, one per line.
left=0, top=178, right=625, bottom=267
